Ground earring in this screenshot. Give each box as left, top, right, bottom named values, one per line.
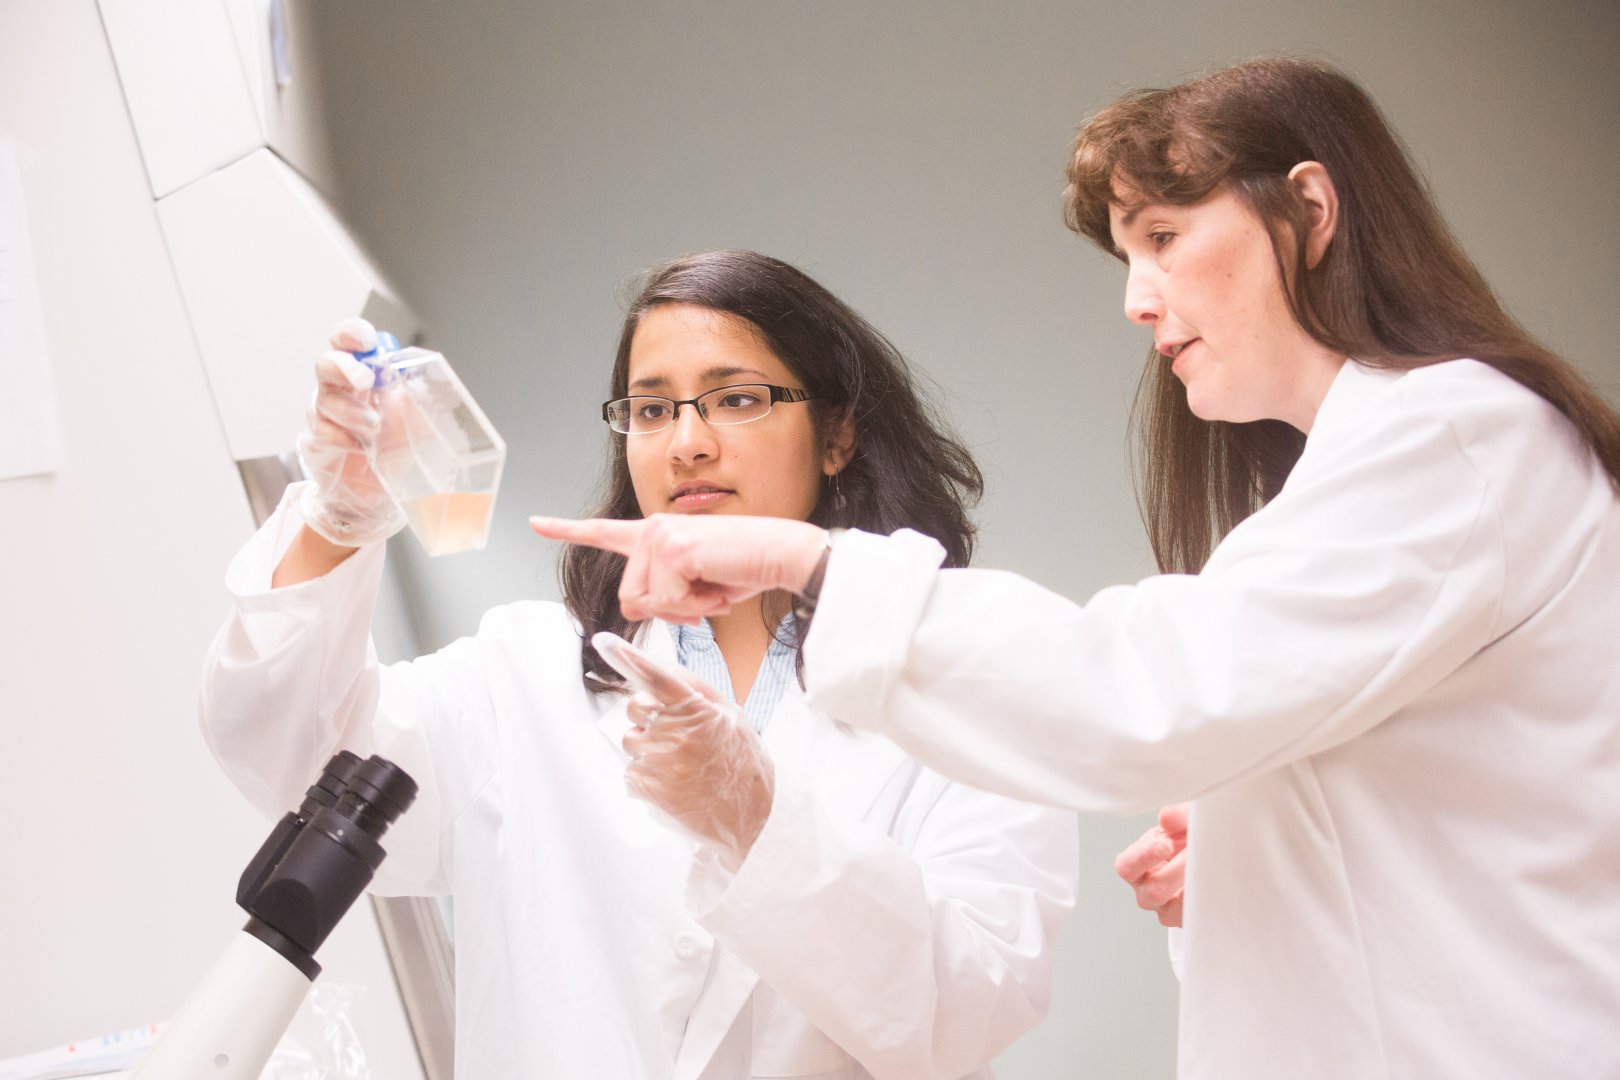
left=823, top=469, right=847, bottom=524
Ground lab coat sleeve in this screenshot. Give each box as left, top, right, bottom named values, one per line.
left=689, top=772, right=1078, bottom=1079
left=803, top=382, right=1508, bottom=812
left=198, top=482, right=490, bottom=895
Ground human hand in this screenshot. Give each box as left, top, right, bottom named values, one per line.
left=1114, top=803, right=1189, bottom=928
left=530, top=514, right=828, bottom=625
left=593, top=632, right=775, bottom=868
left=295, top=318, right=407, bottom=548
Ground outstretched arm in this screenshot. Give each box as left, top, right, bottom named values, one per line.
left=530, top=513, right=828, bottom=623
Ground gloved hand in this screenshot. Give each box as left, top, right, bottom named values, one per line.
left=296, top=318, right=407, bottom=547
left=593, top=632, right=775, bottom=869
left=1114, top=803, right=1189, bottom=927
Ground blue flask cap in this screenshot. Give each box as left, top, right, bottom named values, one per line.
left=352, top=330, right=402, bottom=362
left=353, top=331, right=403, bottom=387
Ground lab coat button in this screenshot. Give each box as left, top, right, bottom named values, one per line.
left=673, top=933, right=701, bottom=961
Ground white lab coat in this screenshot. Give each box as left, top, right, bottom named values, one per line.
left=199, top=485, right=1078, bottom=1080
left=802, top=360, right=1620, bottom=1079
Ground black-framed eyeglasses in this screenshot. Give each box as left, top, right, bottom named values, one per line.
left=601, top=383, right=816, bottom=435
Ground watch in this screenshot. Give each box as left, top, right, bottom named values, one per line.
left=792, top=527, right=846, bottom=622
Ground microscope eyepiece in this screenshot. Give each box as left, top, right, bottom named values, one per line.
left=238, top=752, right=417, bottom=977
left=306, top=750, right=364, bottom=812
left=334, top=755, right=418, bottom=840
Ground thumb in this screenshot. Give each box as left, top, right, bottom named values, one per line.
left=330, top=317, right=377, bottom=354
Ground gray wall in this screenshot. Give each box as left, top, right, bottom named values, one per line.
left=301, top=2, right=1620, bottom=1076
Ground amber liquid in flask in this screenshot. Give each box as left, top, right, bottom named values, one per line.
left=359, top=332, right=507, bottom=556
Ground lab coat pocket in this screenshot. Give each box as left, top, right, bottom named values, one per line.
left=749, top=983, right=860, bottom=1077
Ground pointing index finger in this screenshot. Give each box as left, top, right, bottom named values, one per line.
left=530, top=515, right=643, bottom=555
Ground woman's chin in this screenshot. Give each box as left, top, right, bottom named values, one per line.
left=1182, top=389, right=1222, bottom=423
left=1182, top=385, right=1251, bottom=426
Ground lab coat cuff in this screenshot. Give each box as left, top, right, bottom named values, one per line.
left=1167, top=927, right=1185, bottom=980
left=226, top=481, right=387, bottom=606
left=802, top=528, right=947, bottom=732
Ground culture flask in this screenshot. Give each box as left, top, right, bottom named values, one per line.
left=356, top=331, right=506, bottom=556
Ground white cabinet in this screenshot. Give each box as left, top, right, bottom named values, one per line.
left=97, top=0, right=417, bottom=461
left=158, top=147, right=417, bottom=460
left=97, top=0, right=341, bottom=200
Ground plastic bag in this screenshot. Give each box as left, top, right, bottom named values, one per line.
left=262, top=983, right=372, bottom=1080
left=0, top=984, right=372, bottom=1080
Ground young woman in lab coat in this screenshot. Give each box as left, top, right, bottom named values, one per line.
left=199, top=250, right=1079, bottom=1080
left=533, top=59, right=1620, bottom=1079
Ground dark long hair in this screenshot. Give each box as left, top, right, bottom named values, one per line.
left=1064, top=56, right=1620, bottom=574
left=562, top=249, right=983, bottom=692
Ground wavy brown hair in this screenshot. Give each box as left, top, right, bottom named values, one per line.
left=562, top=250, right=983, bottom=692
left=1064, top=56, right=1620, bottom=574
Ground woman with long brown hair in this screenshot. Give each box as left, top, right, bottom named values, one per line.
left=536, top=59, right=1620, bottom=1078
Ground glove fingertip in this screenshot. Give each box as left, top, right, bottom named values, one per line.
left=330, top=316, right=378, bottom=353
left=338, top=352, right=378, bottom=392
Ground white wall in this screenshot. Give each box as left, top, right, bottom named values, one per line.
left=293, top=2, right=1618, bottom=1077
left=0, top=3, right=421, bottom=1072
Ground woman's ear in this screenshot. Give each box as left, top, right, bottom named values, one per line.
left=1287, top=161, right=1339, bottom=270
left=822, top=412, right=857, bottom=475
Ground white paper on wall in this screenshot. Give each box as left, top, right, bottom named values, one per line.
left=0, top=137, right=63, bottom=481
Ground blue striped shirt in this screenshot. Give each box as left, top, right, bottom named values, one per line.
left=669, top=615, right=798, bottom=734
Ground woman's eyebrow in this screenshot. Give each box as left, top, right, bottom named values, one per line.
left=628, top=366, right=769, bottom=392
left=701, top=365, right=769, bottom=382
left=1116, top=202, right=1171, bottom=229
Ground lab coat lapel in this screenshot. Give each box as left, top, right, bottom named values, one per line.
left=599, top=621, right=760, bottom=1080
left=593, top=694, right=636, bottom=761
left=672, top=701, right=909, bottom=1080
left=672, top=948, right=760, bottom=1080
left=591, top=621, right=682, bottom=759
left=591, top=630, right=910, bottom=1080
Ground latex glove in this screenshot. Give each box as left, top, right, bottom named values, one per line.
left=529, top=514, right=828, bottom=624
left=296, top=318, right=407, bottom=547
left=1114, top=803, right=1189, bottom=927
left=593, top=632, right=775, bottom=869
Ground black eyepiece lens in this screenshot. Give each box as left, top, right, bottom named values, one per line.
left=306, top=750, right=364, bottom=809
left=334, top=755, right=418, bottom=839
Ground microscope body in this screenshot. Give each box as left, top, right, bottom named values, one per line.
left=133, top=752, right=416, bottom=1079
left=132, top=931, right=312, bottom=1078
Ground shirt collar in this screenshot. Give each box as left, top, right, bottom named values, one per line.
left=668, top=614, right=799, bottom=650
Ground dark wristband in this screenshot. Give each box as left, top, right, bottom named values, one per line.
left=791, top=529, right=843, bottom=622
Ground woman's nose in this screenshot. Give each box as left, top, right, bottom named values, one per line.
left=1123, top=264, right=1164, bottom=325
left=665, top=403, right=717, bottom=463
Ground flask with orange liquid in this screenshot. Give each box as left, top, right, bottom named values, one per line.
left=355, top=331, right=506, bottom=556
